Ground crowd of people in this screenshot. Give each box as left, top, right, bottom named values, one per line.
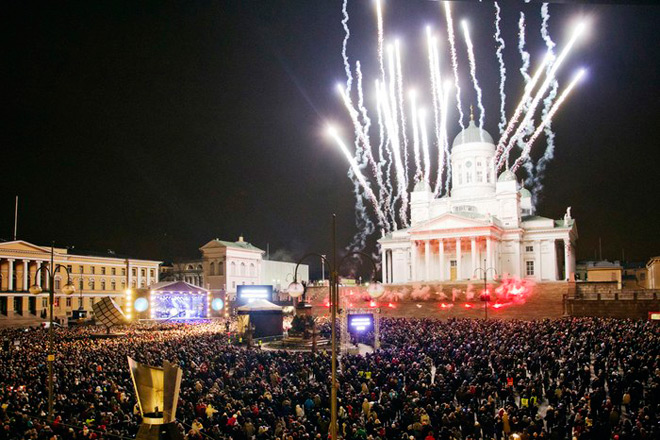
left=0, top=317, right=658, bottom=440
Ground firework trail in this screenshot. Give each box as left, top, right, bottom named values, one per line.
left=494, top=2, right=507, bottom=135
left=379, top=76, right=409, bottom=226
left=494, top=53, right=551, bottom=167
left=341, top=0, right=353, bottom=94
left=345, top=170, right=376, bottom=252
left=535, top=3, right=560, bottom=190
left=443, top=1, right=465, bottom=131
left=515, top=12, right=537, bottom=188
left=462, top=20, right=486, bottom=133
left=395, top=40, right=409, bottom=187
left=328, top=126, right=388, bottom=226
left=376, top=0, right=386, bottom=82
left=442, top=81, right=452, bottom=194
left=426, top=29, right=444, bottom=195
left=375, top=80, right=396, bottom=227
left=512, top=69, right=585, bottom=172
left=409, top=90, right=422, bottom=182
left=419, top=108, right=431, bottom=185
left=500, top=21, right=587, bottom=170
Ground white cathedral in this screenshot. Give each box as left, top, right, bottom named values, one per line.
left=378, top=120, right=577, bottom=284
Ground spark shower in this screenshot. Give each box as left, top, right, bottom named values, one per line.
left=328, top=0, right=588, bottom=248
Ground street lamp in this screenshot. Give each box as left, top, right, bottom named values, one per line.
left=28, top=243, right=75, bottom=422
left=287, top=214, right=383, bottom=440
left=473, top=258, right=497, bottom=320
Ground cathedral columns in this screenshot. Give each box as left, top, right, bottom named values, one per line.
left=455, top=238, right=462, bottom=281
left=23, top=260, right=29, bottom=291
left=471, top=237, right=477, bottom=277
left=411, top=242, right=417, bottom=282
left=424, top=240, right=431, bottom=281
left=7, top=260, right=14, bottom=291
left=564, top=239, right=571, bottom=281
left=438, top=239, right=445, bottom=281
left=381, top=248, right=387, bottom=283
left=535, top=240, right=543, bottom=281
left=486, top=238, right=492, bottom=275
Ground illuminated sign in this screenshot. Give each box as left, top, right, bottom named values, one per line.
left=348, top=314, right=373, bottom=333
left=649, top=312, right=660, bottom=321
left=237, top=285, right=273, bottom=303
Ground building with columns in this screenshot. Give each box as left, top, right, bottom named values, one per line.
left=0, top=240, right=161, bottom=325
left=379, top=120, right=577, bottom=284
left=160, top=236, right=309, bottom=301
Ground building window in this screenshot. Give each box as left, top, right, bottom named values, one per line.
left=42, top=298, right=48, bottom=308
left=250, top=264, right=256, bottom=277
left=141, top=269, right=146, bottom=277
left=240, top=262, right=246, bottom=276
left=526, top=260, right=535, bottom=276
left=111, top=281, right=116, bottom=290
left=91, top=267, right=95, bottom=274
left=210, top=262, right=215, bottom=275
left=112, top=268, right=116, bottom=276
left=67, top=265, right=72, bottom=273
left=55, top=279, right=61, bottom=291
left=486, top=169, right=491, bottom=183
left=640, top=273, right=646, bottom=281
left=465, top=161, right=473, bottom=183
left=150, top=269, right=155, bottom=278
left=66, top=298, right=72, bottom=308
left=525, top=245, right=534, bottom=253
left=476, top=161, right=483, bottom=182
left=121, top=282, right=125, bottom=290
left=79, top=279, right=84, bottom=291
left=101, top=281, right=106, bottom=290
left=232, top=281, right=236, bottom=288
left=219, top=261, right=224, bottom=276
left=132, top=268, right=137, bottom=276
left=231, top=262, right=236, bottom=276
left=90, top=280, right=95, bottom=290
left=131, top=280, right=136, bottom=288
left=79, top=265, right=84, bottom=274
left=101, top=267, right=106, bottom=275
left=122, top=268, right=126, bottom=276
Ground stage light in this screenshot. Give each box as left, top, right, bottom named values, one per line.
left=211, top=298, right=225, bottom=311
left=134, top=297, right=149, bottom=312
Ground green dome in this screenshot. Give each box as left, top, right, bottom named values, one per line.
left=498, top=170, right=516, bottom=182
left=452, top=120, right=494, bottom=147
left=519, top=187, right=532, bottom=198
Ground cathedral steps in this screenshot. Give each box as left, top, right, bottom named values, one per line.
left=306, top=282, right=567, bottom=320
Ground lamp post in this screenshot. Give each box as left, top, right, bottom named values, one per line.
left=29, top=243, right=75, bottom=422
left=473, top=258, right=497, bottom=320
left=287, top=214, right=384, bottom=440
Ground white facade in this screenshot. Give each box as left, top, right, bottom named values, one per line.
left=379, top=121, right=577, bottom=283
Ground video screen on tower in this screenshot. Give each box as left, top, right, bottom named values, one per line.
left=348, top=314, right=374, bottom=334
left=236, top=285, right=273, bottom=306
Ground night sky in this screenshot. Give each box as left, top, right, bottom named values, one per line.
left=3, top=1, right=659, bottom=273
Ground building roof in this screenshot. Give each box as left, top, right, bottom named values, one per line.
left=413, top=181, right=432, bottom=192
left=452, top=120, right=494, bottom=147
left=213, top=239, right=263, bottom=252
left=519, top=188, right=532, bottom=198
left=498, top=170, right=516, bottom=182
left=236, top=299, right=282, bottom=312
left=149, top=280, right=209, bottom=293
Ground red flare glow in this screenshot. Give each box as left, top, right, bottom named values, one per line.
left=464, top=303, right=473, bottom=309
left=387, top=302, right=396, bottom=308
left=369, top=300, right=377, bottom=307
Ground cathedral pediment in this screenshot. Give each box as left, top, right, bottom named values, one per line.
left=409, top=212, right=495, bottom=234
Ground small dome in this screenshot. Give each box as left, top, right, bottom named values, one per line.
left=452, top=120, right=494, bottom=147
left=413, top=181, right=432, bottom=192
left=498, top=170, right=516, bottom=182
left=519, top=187, right=532, bottom=198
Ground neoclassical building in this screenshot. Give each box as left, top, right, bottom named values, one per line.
left=0, top=240, right=160, bottom=324
left=161, top=236, right=309, bottom=300
left=379, top=120, right=577, bottom=283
